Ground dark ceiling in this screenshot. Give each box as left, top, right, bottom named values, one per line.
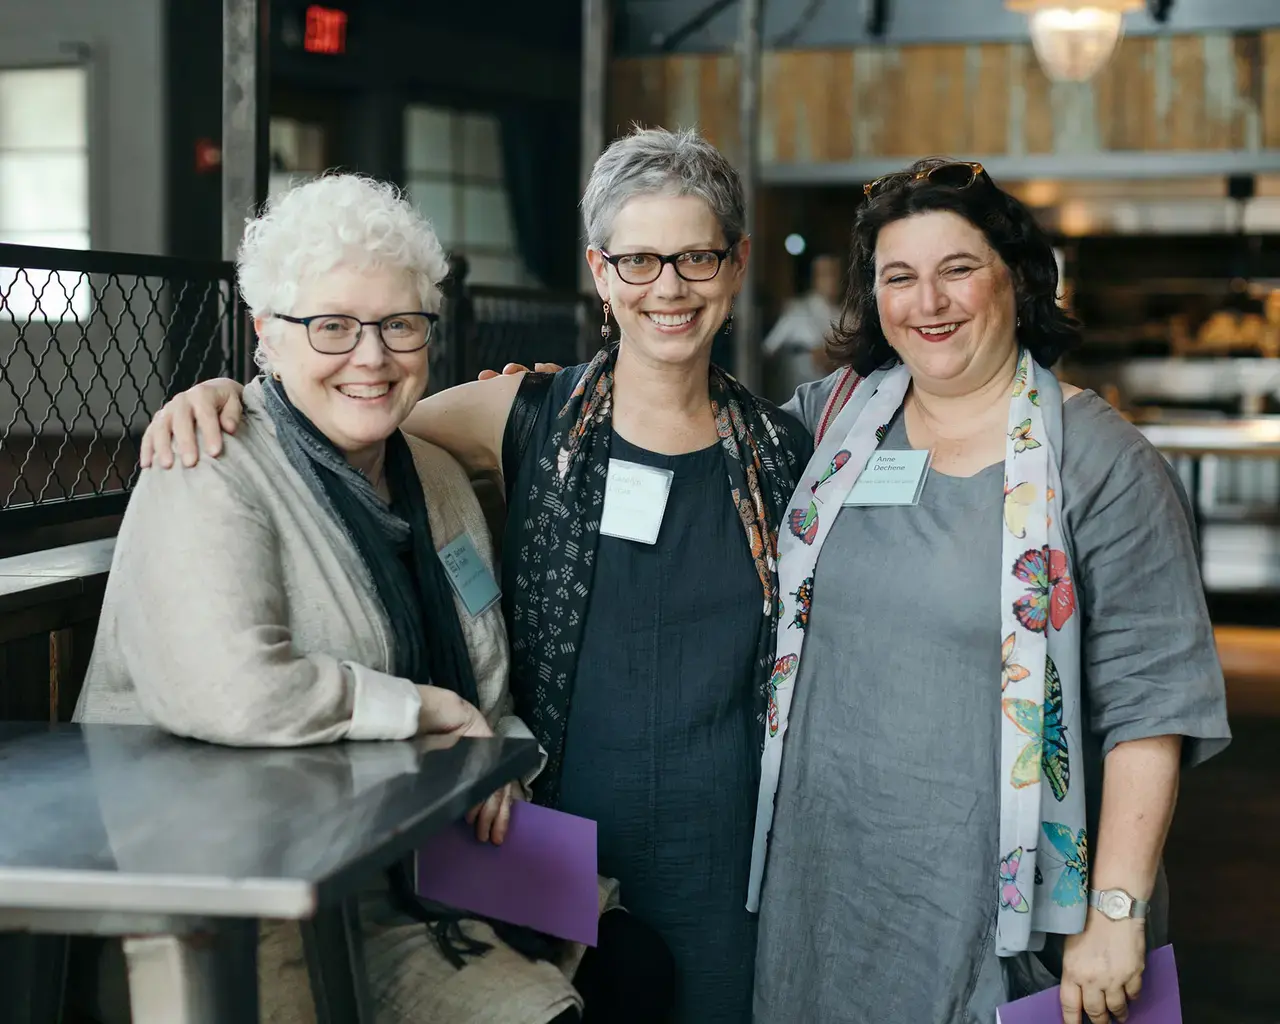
left=381, top=0, right=581, bottom=51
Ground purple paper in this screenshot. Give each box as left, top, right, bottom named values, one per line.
left=998, top=945, right=1181, bottom=1024
left=414, top=800, right=599, bottom=946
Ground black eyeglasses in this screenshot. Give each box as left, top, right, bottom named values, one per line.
left=274, top=311, right=438, bottom=355
left=863, top=161, right=986, bottom=200
left=599, top=246, right=734, bottom=285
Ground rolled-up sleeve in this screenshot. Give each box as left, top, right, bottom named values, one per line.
left=1073, top=438, right=1231, bottom=766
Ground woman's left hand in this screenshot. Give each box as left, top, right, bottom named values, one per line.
left=466, top=781, right=518, bottom=845
left=1059, top=913, right=1146, bottom=1024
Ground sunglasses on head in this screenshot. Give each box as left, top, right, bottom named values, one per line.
left=863, top=161, right=986, bottom=199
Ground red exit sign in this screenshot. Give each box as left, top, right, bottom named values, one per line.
left=304, top=5, right=348, bottom=55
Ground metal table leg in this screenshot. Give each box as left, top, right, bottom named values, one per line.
left=123, top=920, right=258, bottom=1024
left=0, top=933, right=68, bottom=1024
left=301, top=896, right=376, bottom=1024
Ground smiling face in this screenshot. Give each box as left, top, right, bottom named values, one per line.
left=586, top=193, right=748, bottom=368
left=874, top=210, right=1019, bottom=392
left=258, top=264, right=429, bottom=463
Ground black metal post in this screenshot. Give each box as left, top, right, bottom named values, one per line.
left=736, top=0, right=763, bottom=390
left=435, top=254, right=473, bottom=392
left=579, top=0, right=610, bottom=303
left=222, top=0, right=271, bottom=261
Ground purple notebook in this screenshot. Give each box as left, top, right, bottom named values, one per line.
left=997, top=945, right=1181, bottom=1023
left=414, top=800, right=599, bottom=946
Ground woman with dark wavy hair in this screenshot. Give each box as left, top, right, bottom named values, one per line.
left=752, top=158, right=1230, bottom=1024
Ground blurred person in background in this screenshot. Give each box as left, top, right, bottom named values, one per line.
left=761, top=252, right=842, bottom=403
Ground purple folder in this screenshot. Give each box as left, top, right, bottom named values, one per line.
left=997, top=945, right=1180, bottom=1024
left=414, top=800, right=599, bottom=946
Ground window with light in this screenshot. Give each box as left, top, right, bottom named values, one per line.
left=0, top=65, right=91, bottom=320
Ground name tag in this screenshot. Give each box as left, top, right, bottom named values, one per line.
left=438, top=533, right=501, bottom=616
left=843, top=450, right=931, bottom=506
left=599, top=459, right=675, bottom=545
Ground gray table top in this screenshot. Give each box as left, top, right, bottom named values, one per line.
left=1138, top=418, right=1280, bottom=457
left=0, top=723, right=538, bottom=921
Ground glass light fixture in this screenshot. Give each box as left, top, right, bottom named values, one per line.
left=1006, top=1, right=1143, bottom=82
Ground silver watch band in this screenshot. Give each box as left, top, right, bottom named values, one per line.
left=1089, top=888, right=1150, bottom=920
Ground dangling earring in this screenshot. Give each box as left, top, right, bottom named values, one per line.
left=1016, top=316, right=1022, bottom=329
left=723, top=301, right=735, bottom=335
left=601, top=301, right=613, bottom=341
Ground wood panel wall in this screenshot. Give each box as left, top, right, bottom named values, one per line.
left=609, top=31, right=1280, bottom=167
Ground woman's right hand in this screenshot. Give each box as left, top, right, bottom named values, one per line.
left=414, top=685, right=493, bottom=739
left=140, top=378, right=246, bottom=469
left=475, top=362, right=562, bottom=381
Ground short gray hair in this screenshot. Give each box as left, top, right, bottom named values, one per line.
left=581, top=126, right=745, bottom=250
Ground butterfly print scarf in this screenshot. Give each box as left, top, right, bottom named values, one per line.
left=747, top=350, right=1086, bottom=956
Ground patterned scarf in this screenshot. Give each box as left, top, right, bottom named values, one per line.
left=510, top=345, right=808, bottom=809
left=262, top=377, right=560, bottom=967
left=260, top=377, right=479, bottom=707
left=747, top=350, right=1087, bottom=955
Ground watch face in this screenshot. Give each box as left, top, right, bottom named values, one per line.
left=1100, top=890, right=1132, bottom=919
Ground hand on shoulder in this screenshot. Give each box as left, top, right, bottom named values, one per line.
left=476, top=361, right=563, bottom=380
left=141, top=378, right=246, bottom=470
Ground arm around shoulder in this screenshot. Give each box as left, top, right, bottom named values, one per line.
left=398, top=372, right=525, bottom=477
left=109, top=445, right=421, bottom=746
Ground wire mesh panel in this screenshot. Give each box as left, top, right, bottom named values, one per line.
left=0, top=243, right=247, bottom=529
left=431, top=256, right=594, bottom=391
left=464, top=287, right=592, bottom=382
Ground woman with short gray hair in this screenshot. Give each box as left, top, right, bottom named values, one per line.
left=141, top=127, right=813, bottom=1023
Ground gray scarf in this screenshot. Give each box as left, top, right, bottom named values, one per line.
left=259, top=376, right=479, bottom=706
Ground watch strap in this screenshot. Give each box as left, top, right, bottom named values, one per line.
left=1089, top=888, right=1149, bottom=920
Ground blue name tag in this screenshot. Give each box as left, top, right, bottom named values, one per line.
left=843, top=450, right=931, bottom=506
left=437, top=533, right=501, bottom=617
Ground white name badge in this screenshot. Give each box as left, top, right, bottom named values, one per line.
left=599, top=459, right=675, bottom=545
left=437, top=533, right=502, bottom=617
left=843, top=449, right=932, bottom=506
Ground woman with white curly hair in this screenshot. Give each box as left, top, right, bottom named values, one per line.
left=73, top=174, right=669, bottom=1023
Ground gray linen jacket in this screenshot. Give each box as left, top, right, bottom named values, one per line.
left=71, top=381, right=589, bottom=1024
left=75, top=380, right=538, bottom=763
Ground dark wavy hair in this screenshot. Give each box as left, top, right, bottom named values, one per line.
left=827, top=158, right=1081, bottom=375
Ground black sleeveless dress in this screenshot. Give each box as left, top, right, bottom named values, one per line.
left=501, top=366, right=766, bottom=1023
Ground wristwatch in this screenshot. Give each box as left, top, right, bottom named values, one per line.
left=1089, top=888, right=1149, bottom=921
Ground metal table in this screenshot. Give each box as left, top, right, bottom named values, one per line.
left=1137, top=418, right=1280, bottom=586
left=1137, top=418, right=1280, bottom=458
left=0, top=723, right=538, bottom=1024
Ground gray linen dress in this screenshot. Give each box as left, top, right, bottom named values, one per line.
left=754, top=383, right=1232, bottom=1023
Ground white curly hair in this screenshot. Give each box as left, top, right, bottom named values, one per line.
left=237, top=173, right=449, bottom=372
